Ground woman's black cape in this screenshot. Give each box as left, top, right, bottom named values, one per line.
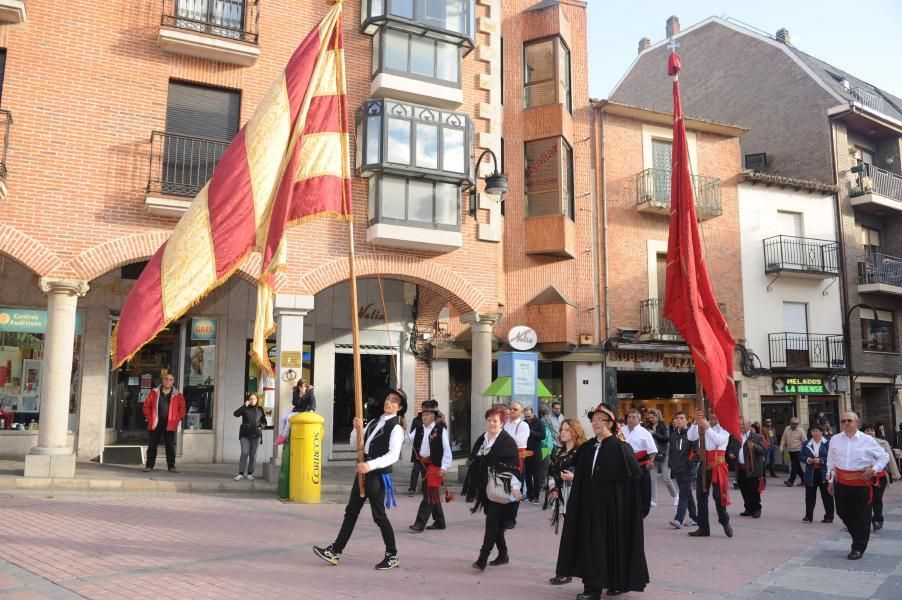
left=555, top=435, right=650, bottom=592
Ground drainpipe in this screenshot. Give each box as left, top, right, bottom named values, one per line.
left=589, top=107, right=602, bottom=345
left=829, top=119, right=854, bottom=412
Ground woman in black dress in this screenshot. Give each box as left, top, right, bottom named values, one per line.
left=463, top=405, right=522, bottom=570
left=548, top=418, right=587, bottom=585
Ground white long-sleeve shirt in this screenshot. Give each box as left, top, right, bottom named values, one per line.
left=826, top=430, right=889, bottom=482
left=504, top=418, right=530, bottom=449
left=687, top=423, right=729, bottom=451
left=349, top=414, right=405, bottom=471
left=411, top=422, right=453, bottom=471
left=623, top=424, right=657, bottom=457
left=738, top=431, right=749, bottom=465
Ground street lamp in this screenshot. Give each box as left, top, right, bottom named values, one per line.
left=470, top=149, right=509, bottom=218
left=843, top=302, right=878, bottom=413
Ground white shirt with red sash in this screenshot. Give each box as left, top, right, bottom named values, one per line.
left=623, top=424, right=657, bottom=467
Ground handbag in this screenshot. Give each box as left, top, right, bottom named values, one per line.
left=485, top=468, right=521, bottom=504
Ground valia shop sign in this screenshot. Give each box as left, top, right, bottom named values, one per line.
left=508, top=326, right=538, bottom=351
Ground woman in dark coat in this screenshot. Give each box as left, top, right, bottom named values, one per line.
left=233, top=393, right=267, bottom=481
left=463, top=405, right=522, bottom=570
left=556, top=403, right=649, bottom=599
left=547, top=418, right=587, bottom=586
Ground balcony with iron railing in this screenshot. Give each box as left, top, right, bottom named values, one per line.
left=763, top=235, right=840, bottom=278
left=145, top=131, right=228, bottom=216
left=850, top=163, right=902, bottom=213
left=639, top=298, right=726, bottom=341
left=635, top=168, right=722, bottom=220
left=158, top=0, right=260, bottom=66
left=858, top=253, right=902, bottom=296
left=768, top=332, right=845, bottom=371
left=0, top=110, right=12, bottom=202
left=850, top=87, right=887, bottom=115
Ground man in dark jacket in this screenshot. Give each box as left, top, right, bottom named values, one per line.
left=667, top=411, right=698, bottom=529
left=523, top=406, right=547, bottom=503
left=737, top=419, right=767, bottom=518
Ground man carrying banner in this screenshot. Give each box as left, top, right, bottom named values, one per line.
left=687, top=410, right=733, bottom=538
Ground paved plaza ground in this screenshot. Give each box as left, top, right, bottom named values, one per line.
left=0, top=474, right=899, bottom=599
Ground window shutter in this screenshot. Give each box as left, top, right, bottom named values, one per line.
left=165, top=81, right=241, bottom=141
left=783, top=302, right=808, bottom=334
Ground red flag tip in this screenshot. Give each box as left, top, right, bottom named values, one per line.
left=668, top=51, right=681, bottom=77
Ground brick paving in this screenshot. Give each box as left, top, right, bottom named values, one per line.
left=0, top=476, right=898, bottom=599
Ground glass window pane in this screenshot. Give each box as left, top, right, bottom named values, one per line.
left=525, top=137, right=562, bottom=216
left=524, top=40, right=555, bottom=108
left=373, top=0, right=385, bottom=17
left=408, top=180, right=434, bottom=223
left=559, top=42, right=571, bottom=112
left=436, top=42, right=459, bottom=82
left=524, top=81, right=556, bottom=108
left=423, top=0, right=445, bottom=29
left=435, top=182, right=459, bottom=225
left=410, top=37, right=436, bottom=77
left=443, top=128, right=465, bottom=173
left=372, top=29, right=381, bottom=75
left=391, top=0, right=414, bottom=19
left=366, top=115, right=382, bottom=164
left=415, top=123, right=438, bottom=169
left=387, top=118, right=411, bottom=164
left=447, top=0, right=466, bottom=33
left=384, top=29, right=409, bottom=72
left=562, top=141, right=573, bottom=219
left=381, top=176, right=407, bottom=220
left=368, top=177, right=376, bottom=222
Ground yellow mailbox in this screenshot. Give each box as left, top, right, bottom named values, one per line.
left=288, top=411, right=325, bottom=503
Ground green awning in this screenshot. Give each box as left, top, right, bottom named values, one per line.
left=482, top=377, right=555, bottom=398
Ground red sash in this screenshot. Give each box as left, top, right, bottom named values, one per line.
left=834, top=467, right=874, bottom=505
left=634, top=450, right=652, bottom=466
left=419, top=457, right=444, bottom=505
left=705, top=449, right=730, bottom=506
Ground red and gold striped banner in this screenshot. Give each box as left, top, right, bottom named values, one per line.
left=112, top=2, right=351, bottom=377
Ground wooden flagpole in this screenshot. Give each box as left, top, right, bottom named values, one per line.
left=348, top=221, right=366, bottom=497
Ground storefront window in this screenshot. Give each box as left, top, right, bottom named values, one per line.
left=0, top=308, right=84, bottom=429
left=245, top=340, right=314, bottom=409
left=861, top=308, right=896, bottom=352
left=183, top=318, right=217, bottom=430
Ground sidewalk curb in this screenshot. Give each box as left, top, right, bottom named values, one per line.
left=0, top=476, right=352, bottom=495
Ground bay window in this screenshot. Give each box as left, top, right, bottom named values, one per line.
left=524, top=36, right=571, bottom=112
left=369, top=175, right=460, bottom=229
left=361, top=0, right=473, bottom=42
left=525, top=137, right=574, bottom=219
left=373, top=27, right=461, bottom=87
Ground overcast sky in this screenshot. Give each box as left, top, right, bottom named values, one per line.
left=587, top=0, right=902, bottom=99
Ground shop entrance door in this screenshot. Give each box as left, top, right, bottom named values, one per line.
left=332, top=352, right=395, bottom=443
left=108, top=324, right=181, bottom=444
left=807, top=396, right=839, bottom=433
left=761, top=397, right=796, bottom=468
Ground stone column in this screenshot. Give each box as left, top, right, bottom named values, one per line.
left=462, top=312, right=498, bottom=445
left=263, top=293, right=314, bottom=481
left=24, top=278, right=89, bottom=478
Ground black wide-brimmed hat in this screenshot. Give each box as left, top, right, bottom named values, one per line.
left=385, top=387, right=408, bottom=416
left=420, top=399, right=440, bottom=414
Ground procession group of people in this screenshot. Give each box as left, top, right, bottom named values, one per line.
left=306, top=385, right=898, bottom=598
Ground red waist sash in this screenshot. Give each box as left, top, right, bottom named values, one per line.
left=419, top=456, right=444, bottom=504
left=634, top=450, right=652, bottom=465
left=705, top=450, right=730, bottom=507
left=834, top=467, right=874, bottom=505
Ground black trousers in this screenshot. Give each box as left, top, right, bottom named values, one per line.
left=525, top=454, right=543, bottom=501
left=408, top=460, right=424, bottom=492
left=334, top=472, right=397, bottom=555
left=673, top=470, right=697, bottom=523
left=787, top=451, right=803, bottom=484
left=804, top=468, right=834, bottom=521
left=696, top=470, right=730, bottom=532
left=873, top=476, right=888, bottom=526
left=479, top=500, right=509, bottom=559
left=834, top=483, right=872, bottom=553
left=146, top=427, right=176, bottom=469
left=737, top=469, right=762, bottom=514
left=638, top=468, right=651, bottom=517
left=413, top=484, right=445, bottom=528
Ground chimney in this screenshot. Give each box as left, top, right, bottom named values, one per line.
left=666, top=15, right=680, bottom=39
left=776, top=28, right=791, bottom=44
left=638, top=37, right=651, bottom=54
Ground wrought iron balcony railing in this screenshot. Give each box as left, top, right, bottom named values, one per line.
left=763, top=235, right=840, bottom=277
left=768, top=332, right=845, bottom=370
left=639, top=298, right=726, bottom=340
left=147, top=131, right=229, bottom=198
left=853, top=163, right=902, bottom=203
left=161, top=0, right=259, bottom=44
left=858, top=253, right=902, bottom=288
left=850, top=87, right=887, bottom=114
left=636, top=168, right=722, bottom=217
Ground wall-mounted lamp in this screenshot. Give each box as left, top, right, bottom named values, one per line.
left=282, top=369, right=298, bottom=382
left=470, top=149, right=509, bottom=218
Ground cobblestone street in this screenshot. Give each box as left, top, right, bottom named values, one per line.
left=0, top=478, right=899, bottom=599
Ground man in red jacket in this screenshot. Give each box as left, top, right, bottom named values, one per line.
left=142, top=374, right=186, bottom=473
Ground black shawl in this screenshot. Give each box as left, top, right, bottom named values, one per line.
left=462, top=429, right=520, bottom=514
left=556, top=435, right=649, bottom=592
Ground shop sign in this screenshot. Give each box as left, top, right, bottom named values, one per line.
left=0, top=308, right=84, bottom=334
left=772, top=377, right=837, bottom=395
left=508, top=326, right=538, bottom=351
left=512, top=357, right=537, bottom=395
left=358, top=303, right=385, bottom=321
left=281, top=351, right=302, bottom=368
left=190, top=318, right=216, bottom=341
left=606, top=349, right=695, bottom=372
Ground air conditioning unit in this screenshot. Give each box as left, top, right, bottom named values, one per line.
left=745, top=153, right=768, bottom=171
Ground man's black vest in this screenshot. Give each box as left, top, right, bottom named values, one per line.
left=364, top=416, right=400, bottom=473
left=412, top=422, right=445, bottom=466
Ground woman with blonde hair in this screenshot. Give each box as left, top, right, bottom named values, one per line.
left=547, top=418, right=587, bottom=586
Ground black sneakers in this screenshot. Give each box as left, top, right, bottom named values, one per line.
left=375, top=552, right=399, bottom=570
left=312, top=544, right=341, bottom=565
